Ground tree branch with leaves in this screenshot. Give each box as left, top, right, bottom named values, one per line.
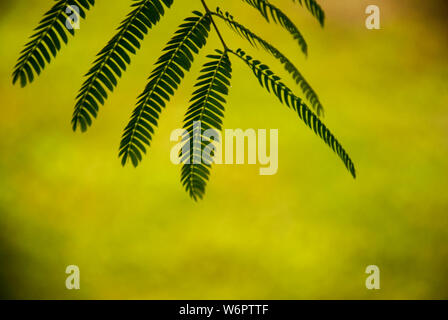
left=13, top=0, right=356, bottom=201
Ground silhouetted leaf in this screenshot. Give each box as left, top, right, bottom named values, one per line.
left=241, top=0, right=308, bottom=55
left=180, top=50, right=232, bottom=200
left=215, top=8, right=324, bottom=116
left=12, top=0, right=95, bottom=87
left=291, top=0, right=325, bottom=27
left=233, top=49, right=356, bottom=178
left=72, top=0, right=175, bottom=132
left=119, top=11, right=212, bottom=167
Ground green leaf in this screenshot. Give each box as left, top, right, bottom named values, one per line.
left=215, top=8, right=324, bottom=116
left=180, top=49, right=233, bottom=201
left=241, top=0, right=307, bottom=55
left=233, top=49, right=356, bottom=178
left=72, top=0, right=175, bottom=132
left=12, top=0, right=95, bottom=87
left=119, top=11, right=212, bottom=167
left=291, top=0, right=325, bottom=27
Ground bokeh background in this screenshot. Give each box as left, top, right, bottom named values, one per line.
left=0, top=0, right=447, bottom=299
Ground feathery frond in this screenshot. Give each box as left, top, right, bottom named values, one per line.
left=72, top=0, right=174, bottom=132
left=14, top=1, right=356, bottom=200
left=232, top=49, right=356, bottom=178
left=119, top=11, right=212, bottom=167
left=214, top=8, right=324, bottom=116
left=180, top=50, right=232, bottom=201
left=12, top=0, right=95, bottom=87
left=241, top=0, right=307, bottom=55
left=291, top=0, right=325, bottom=27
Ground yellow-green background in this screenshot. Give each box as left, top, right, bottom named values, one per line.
left=0, top=0, right=447, bottom=299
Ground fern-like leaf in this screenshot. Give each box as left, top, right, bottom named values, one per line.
left=233, top=49, right=356, bottom=178
left=241, top=0, right=307, bottom=55
left=72, top=0, right=174, bottom=132
left=214, top=8, right=324, bottom=116
left=12, top=0, right=95, bottom=87
left=180, top=50, right=232, bottom=201
left=292, top=0, right=325, bottom=27
left=119, top=11, right=212, bottom=167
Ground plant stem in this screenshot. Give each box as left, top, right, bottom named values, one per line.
left=200, top=0, right=229, bottom=51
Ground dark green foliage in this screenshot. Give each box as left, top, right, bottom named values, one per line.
left=180, top=50, right=232, bottom=201
left=233, top=49, right=356, bottom=178
left=291, top=0, right=325, bottom=27
left=241, top=0, right=308, bottom=55
left=72, top=0, right=175, bottom=132
left=214, top=8, right=324, bottom=116
left=13, top=0, right=355, bottom=200
left=12, top=0, right=95, bottom=87
left=119, top=11, right=211, bottom=167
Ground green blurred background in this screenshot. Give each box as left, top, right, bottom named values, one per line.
left=0, top=0, right=447, bottom=299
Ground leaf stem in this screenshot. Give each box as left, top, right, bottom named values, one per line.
left=200, top=0, right=228, bottom=51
